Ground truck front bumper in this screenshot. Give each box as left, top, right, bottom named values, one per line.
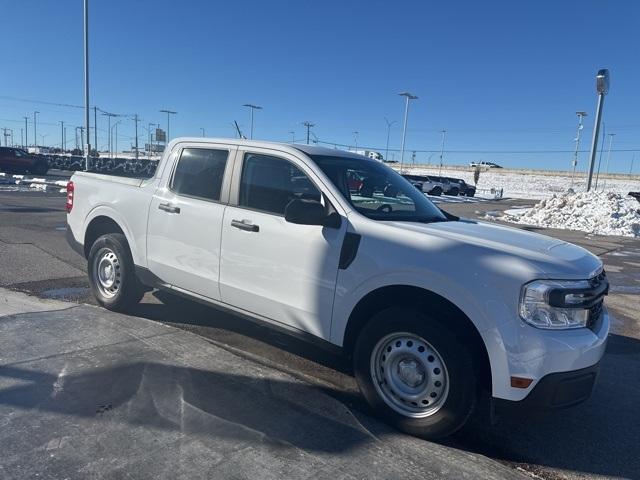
left=488, top=304, right=609, bottom=405
left=494, top=362, right=600, bottom=411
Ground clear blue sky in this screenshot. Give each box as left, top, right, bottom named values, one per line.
left=1, top=0, right=638, bottom=172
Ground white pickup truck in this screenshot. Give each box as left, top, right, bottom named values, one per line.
left=66, top=138, right=609, bottom=438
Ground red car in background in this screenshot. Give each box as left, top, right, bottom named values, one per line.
left=0, top=147, right=49, bottom=175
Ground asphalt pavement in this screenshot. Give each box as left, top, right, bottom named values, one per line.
left=0, top=181, right=639, bottom=479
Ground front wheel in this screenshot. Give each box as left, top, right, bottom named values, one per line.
left=354, top=307, right=477, bottom=439
left=88, top=233, right=145, bottom=311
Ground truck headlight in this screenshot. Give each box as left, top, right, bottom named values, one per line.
left=519, top=279, right=592, bottom=329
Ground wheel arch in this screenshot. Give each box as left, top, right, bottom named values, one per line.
left=342, top=285, right=492, bottom=393
left=83, top=215, right=127, bottom=258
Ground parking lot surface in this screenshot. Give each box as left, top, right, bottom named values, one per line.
left=0, top=182, right=639, bottom=479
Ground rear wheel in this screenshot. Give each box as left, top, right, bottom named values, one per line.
left=88, top=233, right=145, bottom=311
left=430, top=186, right=442, bottom=196
left=354, top=306, right=477, bottom=439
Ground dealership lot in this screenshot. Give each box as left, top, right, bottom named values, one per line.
left=1, top=186, right=639, bottom=480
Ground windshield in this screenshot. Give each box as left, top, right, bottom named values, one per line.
left=308, top=154, right=448, bottom=223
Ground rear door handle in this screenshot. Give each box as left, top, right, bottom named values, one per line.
left=158, top=203, right=180, bottom=214
left=231, top=219, right=259, bottom=232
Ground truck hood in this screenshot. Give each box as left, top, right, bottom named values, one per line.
left=391, top=218, right=602, bottom=279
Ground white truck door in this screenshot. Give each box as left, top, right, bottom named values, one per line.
left=146, top=145, right=237, bottom=300
left=219, top=150, right=346, bottom=340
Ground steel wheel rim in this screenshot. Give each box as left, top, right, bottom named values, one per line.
left=370, top=332, right=449, bottom=418
left=93, top=248, right=121, bottom=298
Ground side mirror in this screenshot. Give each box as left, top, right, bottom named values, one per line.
left=284, top=198, right=341, bottom=228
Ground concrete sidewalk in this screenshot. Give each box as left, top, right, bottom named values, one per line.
left=0, top=289, right=525, bottom=480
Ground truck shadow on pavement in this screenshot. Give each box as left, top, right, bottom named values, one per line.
left=129, top=293, right=640, bottom=480
left=0, top=361, right=375, bottom=455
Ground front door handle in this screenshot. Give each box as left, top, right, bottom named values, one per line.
left=158, top=203, right=180, bottom=214
left=231, top=219, right=259, bottom=232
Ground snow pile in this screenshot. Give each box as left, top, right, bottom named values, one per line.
left=503, top=191, right=640, bottom=237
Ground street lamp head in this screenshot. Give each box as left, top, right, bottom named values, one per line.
left=243, top=104, right=262, bottom=110
left=576, top=111, right=588, bottom=117
left=398, top=92, right=418, bottom=100
left=596, top=69, right=610, bottom=95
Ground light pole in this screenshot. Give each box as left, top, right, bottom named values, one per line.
left=147, top=123, right=156, bottom=155
left=83, top=0, right=91, bottom=169
left=111, top=121, right=121, bottom=157
left=243, top=104, right=262, bottom=139
left=33, top=111, right=39, bottom=147
left=602, top=133, right=615, bottom=191
left=102, top=112, right=117, bottom=157
left=200, top=127, right=205, bottom=137
left=159, top=109, right=177, bottom=143
left=133, top=114, right=139, bottom=159
left=570, top=111, right=588, bottom=188
left=353, top=131, right=359, bottom=152
left=60, top=121, right=65, bottom=152
left=384, top=117, right=396, bottom=161
left=586, top=69, right=610, bottom=191
left=398, top=92, right=418, bottom=173
left=23, top=117, right=28, bottom=148
left=289, top=131, right=295, bottom=143
left=438, top=129, right=447, bottom=177
left=40, top=134, right=47, bottom=147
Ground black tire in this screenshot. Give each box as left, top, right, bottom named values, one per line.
left=430, top=186, right=442, bottom=196
left=87, top=233, right=145, bottom=311
left=448, top=187, right=460, bottom=196
left=354, top=306, right=477, bottom=439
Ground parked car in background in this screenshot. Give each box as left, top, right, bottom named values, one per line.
left=427, top=175, right=461, bottom=196
left=0, top=147, right=49, bottom=175
left=402, top=174, right=443, bottom=196
left=66, top=138, right=610, bottom=440
left=444, top=177, right=476, bottom=197
left=469, top=161, right=502, bottom=169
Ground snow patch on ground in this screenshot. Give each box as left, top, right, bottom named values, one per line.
left=499, top=191, right=640, bottom=237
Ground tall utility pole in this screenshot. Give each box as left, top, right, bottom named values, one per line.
left=586, top=69, right=610, bottom=191
left=384, top=117, right=396, bottom=161
left=398, top=92, right=418, bottom=173
left=159, top=109, right=177, bottom=143
left=79, top=127, right=85, bottom=152
left=438, top=129, right=447, bottom=177
left=23, top=117, right=28, bottom=148
left=20, top=128, right=24, bottom=149
left=289, top=131, right=295, bottom=143
left=133, top=114, right=139, bottom=159
left=570, top=111, right=588, bottom=188
left=200, top=127, right=205, bottom=137
left=303, top=121, right=315, bottom=144
left=60, top=121, right=65, bottom=152
left=83, top=0, right=91, bottom=169
left=243, top=104, right=262, bottom=139
left=353, top=131, right=359, bottom=152
left=2, top=128, right=9, bottom=147
left=630, top=153, right=635, bottom=175
left=602, top=133, right=615, bottom=191
left=33, top=111, right=39, bottom=147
